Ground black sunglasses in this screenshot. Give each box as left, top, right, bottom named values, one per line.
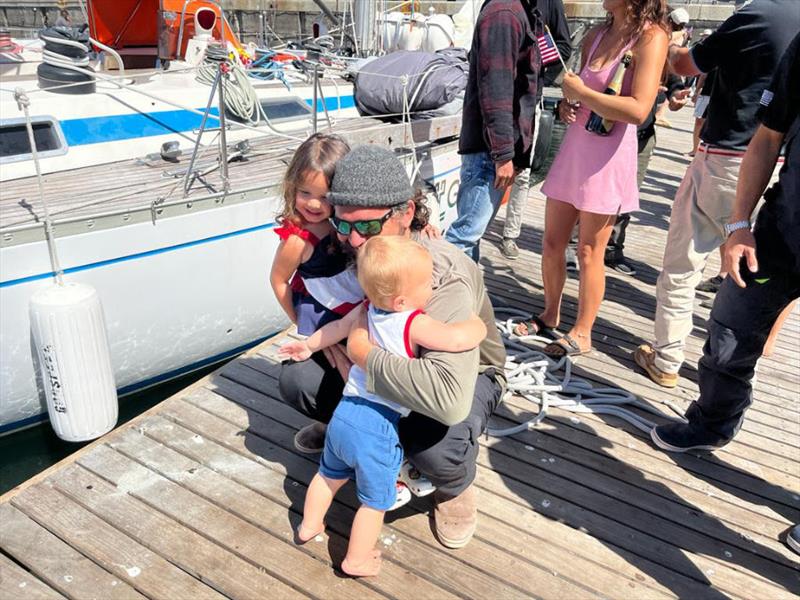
left=330, top=209, right=395, bottom=237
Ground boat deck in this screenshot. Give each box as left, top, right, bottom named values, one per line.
left=0, top=114, right=460, bottom=232
left=1, top=110, right=798, bottom=599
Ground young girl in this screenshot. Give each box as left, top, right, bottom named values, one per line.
left=279, top=236, right=486, bottom=577
left=515, top=0, right=668, bottom=357
left=270, top=133, right=363, bottom=336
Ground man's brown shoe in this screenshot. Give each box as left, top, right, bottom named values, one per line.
left=433, top=484, right=477, bottom=549
left=293, top=421, right=327, bottom=454
left=634, top=344, right=678, bottom=388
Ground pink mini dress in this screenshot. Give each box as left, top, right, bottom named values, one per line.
left=541, top=27, right=639, bottom=215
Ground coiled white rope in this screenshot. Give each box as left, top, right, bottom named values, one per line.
left=489, top=307, right=685, bottom=437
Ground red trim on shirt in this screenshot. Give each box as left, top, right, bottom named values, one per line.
left=403, top=310, right=424, bottom=358
left=332, top=300, right=363, bottom=316
left=274, top=221, right=320, bottom=245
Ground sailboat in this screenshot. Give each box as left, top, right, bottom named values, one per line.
left=0, top=0, right=464, bottom=435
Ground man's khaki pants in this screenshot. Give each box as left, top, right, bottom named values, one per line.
left=653, top=146, right=779, bottom=375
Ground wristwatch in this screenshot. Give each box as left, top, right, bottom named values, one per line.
left=724, top=220, right=751, bottom=237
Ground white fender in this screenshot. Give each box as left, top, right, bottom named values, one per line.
left=30, top=283, right=118, bottom=442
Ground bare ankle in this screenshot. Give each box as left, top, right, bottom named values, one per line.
left=341, top=550, right=382, bottom=577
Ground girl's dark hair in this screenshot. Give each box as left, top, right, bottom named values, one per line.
left=280, top=133, right=350, bottom=225
left=408, top=189, right=431, bottom=232
left=610, top=0, right=669, bottom=38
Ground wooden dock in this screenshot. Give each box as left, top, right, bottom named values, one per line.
left=1, top=109, right=798, bottom=599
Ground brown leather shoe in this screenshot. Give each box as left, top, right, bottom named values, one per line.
left=433, top=484, right=477, bottom=549
left=634, top=344, right=678, bottom=388
left=293, top=421, right=327, bottom=454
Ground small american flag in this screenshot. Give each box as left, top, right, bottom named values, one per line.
left=537, top=30, right=561, bottom=66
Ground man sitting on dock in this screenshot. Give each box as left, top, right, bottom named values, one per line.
left=279, top=145, right=507, bottom=550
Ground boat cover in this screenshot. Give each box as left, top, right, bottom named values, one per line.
left=354, top=48, right=468, bottom=119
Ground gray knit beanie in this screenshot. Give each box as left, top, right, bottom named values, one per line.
left=328, top=145, right=413, bottom=207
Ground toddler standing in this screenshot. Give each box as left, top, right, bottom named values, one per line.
left=279, top=236, right=487, bottom=576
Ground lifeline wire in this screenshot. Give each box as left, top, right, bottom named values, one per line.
left=488, top=307, right=685, bottom=437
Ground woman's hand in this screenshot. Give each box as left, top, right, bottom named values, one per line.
left=558, top=98, right=580, bottom=124
left=561, top=71, right=586, bottom=105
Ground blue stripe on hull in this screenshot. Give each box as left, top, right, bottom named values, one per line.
left=60, top=95, right=355, bottom=146
left=0, top=221, right=277, bottom=288
left=0, top=333, right=277, bottom=435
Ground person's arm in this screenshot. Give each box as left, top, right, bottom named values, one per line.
left=279, top=304, right=363, bottom=361
left=563, top=26, right=668, bottom=125
left=724, top=125, right=784, bottom=287
left=269, top=235, right=308, bottom=323
left=725, top=32, right=800, bottom=287
left=409, top=313, right=487, bottom=353
left=349, top=278, right=479, bottom=426
left=674, top=5, right=755, bottom=77
left=474, top=8, right=523, bottom=185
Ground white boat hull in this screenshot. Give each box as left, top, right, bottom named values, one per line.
left=0, top=144, right=462, bottom=435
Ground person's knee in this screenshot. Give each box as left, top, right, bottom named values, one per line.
left=576, top=242, right=603, bottom=268
left=543, top=231, right=568, bottom=257
left=278, top=362, right=306, bottom=410
left=406, top=416, right=480, bottom=489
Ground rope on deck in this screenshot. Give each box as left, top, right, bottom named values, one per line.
left=488, top=307, right=685, bottom=437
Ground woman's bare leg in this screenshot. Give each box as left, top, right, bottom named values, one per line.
left=539, top=198, right=580, bottom=328
left=567, top=211, right=616, bottom=351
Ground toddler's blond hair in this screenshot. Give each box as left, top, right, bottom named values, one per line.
left=357, top=237, right=431, bottom=310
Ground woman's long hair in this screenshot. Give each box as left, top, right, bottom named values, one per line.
left=616, top=0, right=670, bottom=37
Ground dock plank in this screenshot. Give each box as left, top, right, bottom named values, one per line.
left=10, top=483, right=226, bottom=600
left=0, top=554, right=65, bottom=600
left=49, top=463, right=304, bottom=600
left=106, top=421, right=458, bottom=600
left=74, top=444, right=370, bottom=600
left=0, top=503, right=145, bottom=600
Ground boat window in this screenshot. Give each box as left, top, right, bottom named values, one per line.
left=0, top=117, right=68, bottom=164
left=259, top=97, right=313, bottom=122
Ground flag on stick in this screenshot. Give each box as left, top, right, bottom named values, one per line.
left=538, top=25, right=569, bottom=73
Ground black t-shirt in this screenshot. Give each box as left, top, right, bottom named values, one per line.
left=690, top=0, right=800, bottom=150
left=753, top=31, right=800, bottom=275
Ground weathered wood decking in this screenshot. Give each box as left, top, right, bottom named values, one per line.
left=1, top=109, right=798, bottom=599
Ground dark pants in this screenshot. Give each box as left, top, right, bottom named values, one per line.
left=685, top=264, right=800, bottom=443
left=279, top=354, right=503, bottom=496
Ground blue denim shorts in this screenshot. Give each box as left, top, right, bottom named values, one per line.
left=319, top=396, right=403, bottom=511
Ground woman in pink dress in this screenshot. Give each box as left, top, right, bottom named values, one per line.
left=516, top=0, right=669, bottom=357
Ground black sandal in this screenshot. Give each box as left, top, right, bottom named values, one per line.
left=543, top=334, right=591, bottom=358
left=514, top=315, right=561, bottom=341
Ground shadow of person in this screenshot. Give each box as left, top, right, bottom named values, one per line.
left=484, top=379, right=800, bottom=598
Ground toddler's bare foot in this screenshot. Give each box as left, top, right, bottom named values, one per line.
left=341, top=550, right=382, bottom=577
left=295, top=521, right=325, bottom=545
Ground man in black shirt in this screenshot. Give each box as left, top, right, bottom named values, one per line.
left=650, top=32, right=800, bottom=554
left=635, top=0, right=800, bottom=388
